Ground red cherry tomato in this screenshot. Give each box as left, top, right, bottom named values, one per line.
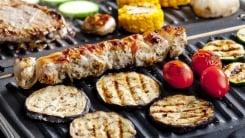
left=191, top=50, right=222, bottom=75
left=200, top=66, right=229, bottom=98
left=163, top=60, right=194, bottom=89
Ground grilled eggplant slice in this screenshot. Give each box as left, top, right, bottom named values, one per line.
left=202, top=40, right=245, bottom=61
left=70, top=111, right=137, bottom=138
left=25, top=85, right=90, bottom=123
left=223, top=62, right=245, bottom=85
left=149, top=95, right=215, bottom=133
left=96, top=72, right=160, bottom=108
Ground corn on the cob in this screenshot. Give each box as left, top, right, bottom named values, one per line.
left=160, top=0, right=190, bottom=8
left=118, top=3, right=164, bottom=33
left=117, top=0, right=159, bottom=8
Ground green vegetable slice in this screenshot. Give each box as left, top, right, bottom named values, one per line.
left=223, top=62, right=245, bottom=85
left=202, top=40, right=245, bottom=61
left=23, top=0, right=40, bottom=4
left=237, top=28, right=245, bottom=44
left=42, top=0, right=73, bottom=6
left=58, top=1, right=99, bottom=19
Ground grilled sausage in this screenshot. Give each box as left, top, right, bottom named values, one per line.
left=96, top=72, right=160, bottom=108
left=14, top=25, right=187, bottom=89
left=149, top=95, right=215, bottom=133
left=70, top=111, right=137, bottom=138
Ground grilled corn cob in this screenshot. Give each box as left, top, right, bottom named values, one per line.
left=117, top=0, right=159, bottom=8
left=118, top=3, right=164, bottom=33
left=160, top=0, right=190, bottom=8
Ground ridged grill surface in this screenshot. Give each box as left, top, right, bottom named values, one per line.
left=0, top=1, right=245, bottom=138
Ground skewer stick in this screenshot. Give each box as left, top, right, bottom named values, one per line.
left=0, top=73, right=13, bottom=79
left=187, top=25, right=245, bottom=40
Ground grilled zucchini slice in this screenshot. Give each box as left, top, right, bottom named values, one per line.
left=96, top=72, right=160, bottom=108
left=149, top=95, right=215, bottom=133
left=237, top=28, right=245, bottom=44
left=58, top=1, right=99, bottom=19
left=202, top=40, right=245, bottom=61
left=25, top=85, right=90, bottom=123
left=70, top=111, right=137, bottom=138
left=223, top=62, right=245, bottom=85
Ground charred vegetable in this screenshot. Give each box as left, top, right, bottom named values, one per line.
left=70, top=111, right=137, bottom=138
left=149, top=95, right=215, bottom=133
left=237, top=28, right=245, bottom=44
left=202, top=40, right=245, bottom=61
left=81, top=13, right=116, bottom=36
left=25, top=85, right=90, bottom=123
left=223, top=62, right=245, bottom=85
left=96, top=72, right=160, bottom=108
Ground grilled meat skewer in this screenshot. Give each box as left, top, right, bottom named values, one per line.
left=14, top=25, right=187, bottom=89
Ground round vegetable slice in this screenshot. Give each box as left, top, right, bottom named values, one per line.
left=42, top=0, right=73, bottom=6
left=149, top=95, right=215, bottom=133
left=237, top=28, right=245, bottom=44
left=23, top=0, right=40, bottom=4
left=223, top=62, right=245, bottom=85
left=58, top=1, right=99, bottom=19
left=202, top=40, right=245, bottom=61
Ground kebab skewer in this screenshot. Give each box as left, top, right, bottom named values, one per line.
left=14, top=25, right=187, bottom=89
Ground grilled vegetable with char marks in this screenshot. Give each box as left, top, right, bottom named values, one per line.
left=25, top=85, right=90, bottom=123
left=223, top=62, right=245, bottom=85
left=70, top=111, right=137, bottom=138
left=96, top=72, right=160, bottom=108
left=202, top=40, right=245, bottom=61
left=81, top=13, right=116, bottom=36
left=14, top=25, right=187, bottom=89
left=149, top=95, right=215, bottom=133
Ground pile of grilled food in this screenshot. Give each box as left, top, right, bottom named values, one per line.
left=1, top=0, right=245, bottom=138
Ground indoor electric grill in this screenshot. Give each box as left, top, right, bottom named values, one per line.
left=0, top=1, right=245, bottom=138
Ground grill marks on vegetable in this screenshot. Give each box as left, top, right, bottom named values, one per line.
left=149, top=95, right=214, bottom=130
left=223, top=62, right=245, bottom=84
left=96, top=72, right=160, bottom=107
left=203, top=40, right=245, bottom=60
left=69, top=111, right=136, bottom=138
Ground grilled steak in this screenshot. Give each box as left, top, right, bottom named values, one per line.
left=0, top=0, right=74, bottom=43
left=149, top=95, right=215, bottom=133
left=25, top=85, right=90, bottom=123
left=14, top=25, right=187, bottom=89
left=96, top=72, right=160, bottom=108
left=70, top=111, right=137, bottom=138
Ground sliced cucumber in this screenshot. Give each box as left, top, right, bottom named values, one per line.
left=202, top=40, right=245, bottom=61
left=237, top=28, right=245, bottom=44
left=223, top=62, right=245, bottom=85
left=23, top=0, right=40, bottom=4
left=42, top=0, right=72, bottom=6
left=58, top=1, right=99, bottom=19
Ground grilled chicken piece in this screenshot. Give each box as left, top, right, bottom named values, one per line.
left=70, top=111, right=137, bottom=138
left=81, top=13, right=116, bottom=36
left=0, top=0, right=74, bottom=43
left=14, top=57, right=38, bottom=89
left=14, top=25, right=187, bottom=89
left=96, top=72, right=160, bottom=107
left=64, top=44, right=108, bottom=80
left=25, top=85, right=90, bottom=123
left=156, top=25, right=187, bottom=58
left=149, top=95, right=214, bottom=133
left=133, top=32, right=170, bottom=66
